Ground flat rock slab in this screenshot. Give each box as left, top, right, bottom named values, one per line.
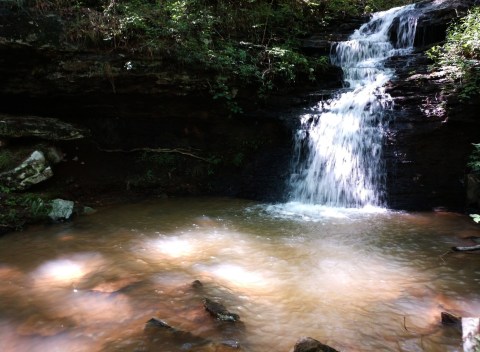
left=0, top=114, right=87, bottom=140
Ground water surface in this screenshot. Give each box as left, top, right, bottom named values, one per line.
left=0, top=197, right=479, bottom=351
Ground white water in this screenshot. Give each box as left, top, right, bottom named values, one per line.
left=289, top=5, right=418, bottom=208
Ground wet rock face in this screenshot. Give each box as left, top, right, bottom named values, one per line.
left=384, top=54, right=480, bottom=211
left=380, top=0, right=480, bottom=211
left=414, top=0, right=476, bottom=48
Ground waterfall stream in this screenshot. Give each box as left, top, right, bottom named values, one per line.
left=289, top=5, right=418, bottom=208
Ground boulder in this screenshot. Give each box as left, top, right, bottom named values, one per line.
left=291, top=337, right=340, bottom=352
left=0, top=150, right=53, bottom=190
left=48, top=198, right=74, bottom=221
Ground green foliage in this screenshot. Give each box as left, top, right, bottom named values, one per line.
left=0, top=192, right=51, bottom=231
left=468, top=143, right=480, bottom=173
left=26, top=0, right=412, bottom=111
left=428, top=7, right=480, bottom=101
left=210, top=77, right=243, bottom=115
left=4, top=193, right=51, bottom=218
left=0, top=150, right=14, bottom=171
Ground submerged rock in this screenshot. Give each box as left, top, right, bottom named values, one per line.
left=144, top=317, right=242, bottom=351
left=291, top=337, right=340, bottom=352
left=192, top=279, right=204, bottom=289
left=203, top=298, right=240, bottom=322
left=0, top=150, right=53, bottom=190
left=145, top=317, right=176, bottom=331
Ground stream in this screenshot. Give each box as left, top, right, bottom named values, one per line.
left=1, top=3, right=479, bottom=352
left=0, top=197, right=479, bottom=351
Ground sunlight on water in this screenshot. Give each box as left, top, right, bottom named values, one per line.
left=31, top=253, right=105, bottom=290
left=197, top=264, right=267, bottom=289
left=152, top=237, right=197, bottom=258
left=0, top=198, right=479, bottom=351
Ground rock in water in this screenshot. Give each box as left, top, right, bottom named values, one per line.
left=203, top=298, right=240, bottom=322
left=145, top=317, right=176, bottom=331
left=292, top=337, right=340, bottom=352
left=48, top=199, right=74, bottom=221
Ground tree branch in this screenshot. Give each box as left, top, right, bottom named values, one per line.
left=95, top=146, right=213, bottom=163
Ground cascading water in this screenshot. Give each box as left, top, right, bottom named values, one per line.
left=289, top=5, right=418, bottom=208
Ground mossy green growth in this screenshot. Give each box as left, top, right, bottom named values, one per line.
left=24, top=0, right=411, bottom=112
left=0, top=190, right=52, bottom=232
left=427, top=7, right=480, bottom=101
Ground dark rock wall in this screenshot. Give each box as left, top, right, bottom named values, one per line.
left=384, top=0, right=480, bottom=211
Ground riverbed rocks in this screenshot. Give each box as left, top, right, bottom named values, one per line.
left=291, top=337, right=340, bottom=352
left=145, top=317, right=242, bottom=351
left=203, top=298, right=240, bottom=323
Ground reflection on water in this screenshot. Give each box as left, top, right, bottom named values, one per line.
left=0, top=198, right=479, bottom=351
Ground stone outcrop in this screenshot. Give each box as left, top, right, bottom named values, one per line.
left=0, top=114, right=86, bottom=192
left=384, top=0, right=480, bottom=211
left=0, top=114, right=87, bottom=140
left=0, top=150, right=53, bottom=190
left=414, top=0, right=477, bottom=48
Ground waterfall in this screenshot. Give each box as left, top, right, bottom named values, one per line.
left=289, top=5, right=418, bottom=208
